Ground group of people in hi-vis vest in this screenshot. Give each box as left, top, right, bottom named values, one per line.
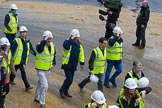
left=1, top=3, right=152, bottom=108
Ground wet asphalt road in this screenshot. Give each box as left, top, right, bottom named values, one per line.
left=10, top=0, right=162, bottom=13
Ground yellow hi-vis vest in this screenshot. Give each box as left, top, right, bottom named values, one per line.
left=13, top=38, right=30, bottom=65
left=93, top=47, right=106, bottom=74
left=107, top=36, right=123, bottom=60
left=4, top=13, right=18, bottom=34
left=35, top=42, right=55, bottom=71
left=62, top=43, right=84, bottom=65
left=84, top=103, right=107, bottom=108
left=1, top=50, right=11, bottom=74
left=119, top=90, right=144, bottom=108
left=127, top=70, right=139, bottom=83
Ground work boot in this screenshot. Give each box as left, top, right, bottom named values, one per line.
left=104, top=84, right=110, bottom=88
left=40, top=104, right=45, bottom=108
left=59, top=90, right=65, bottom=98
left=78, top=84, right=86, bottom=93
left=132, top=43, right=139, bottom=47
left=64, top=92, right=72, bottom=98
left=34, top=99, right=40, bottom=103
left=109, top=80, right=117, bottom=88
left=25, top=86, right=33, bottom=91
left=80, top=88, right=86, bottom=93
left=138, top=46, right=144, bottom=49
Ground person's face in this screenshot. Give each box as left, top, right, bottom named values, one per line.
left=142, top=2, right=148, bottom=7
left=96, top=102, right=102, bottom=108
left=12, top=9, right=17, bottom=13
left=134, top=65, right=142, bottom=74
left=128, top=88, right=136, bottom=94
left=99, top=40, right=107, bottom=50
left=72, top=37, right=79, bottom=43
left=20, top=31, right=27, bottom=39
left=46, top=37, right=52, bottom=46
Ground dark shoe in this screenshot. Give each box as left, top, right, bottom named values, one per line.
left=109, top=80, right=117, bottom=87
left=132, top=43, right=139, bottom=47
left=104, top=84, right=110, bottom=88
left=78, top=84, right=86, bottom=93
left=40, top=104, right=45, bottom=108
left=138, top=46, right=144, bottom=49
left=25, top=86, right=33, bottom=91
left=10, top=81, right=16, bottom=85
left=34, top=99, right=40, bottom=103
left=64, top=92, right=72, bottom=98
left=59, top=90, right=65, bottom=98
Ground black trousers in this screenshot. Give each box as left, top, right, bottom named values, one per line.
left=78, top=73, right=104, bottom=92
left=10, top=64, right=30, bottom=88
left=135, top=25, right=146, bottom=47
left=60, top=70, right=75, bottom=93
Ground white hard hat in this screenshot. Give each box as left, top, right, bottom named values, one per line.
left=90, top=74, right=99, bottom=83
left=108, top=105, right=120, bottom=108
left=43, top=30, right=53, bottom=38
left=10, top=4, right=18, bottom=10
left=113, top=26, right=123, bottom=34
left=19, top=26, right=28, bottom=32
left=91, top=90, right=106, bottom=104
left=0, top=37, right=10, bottom=46
left=137, top=77, right=149, bottom=88
left=70, top=29, right=80, bottom=37
left=124, top=78, right=137, bottom=89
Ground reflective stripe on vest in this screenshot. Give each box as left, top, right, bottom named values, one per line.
left=107, top=36, right=123, bottom=60
left=35, top=42, right=55, bottom=70
left=13, top=38, right=30, bottom=65
left=2, top=50, right=12, bottom=74
left=119, top=90, right=144, bottom=108
left=62, top=41, right=84, bottom=65
left=128, top=70, right=138, bottom=83
left=4, top=13, right=18, bottom=34
left=93, top=47, right=106, bottom=74
left=84, top=103, right=107, bottom=108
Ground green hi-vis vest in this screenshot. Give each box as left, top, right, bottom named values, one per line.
left=93, top=47, right=106, bottom=74
left=119, top=90, right=145, bottom=108
left=84, top=103, right=107, bottom=108
left=127, top=70, right=139, bottom=83
left=62, top=42, right=84, bottom=65
left=13, top=38, right=30, bottom=65
left=107, top=36, right=123, bottom=60
left=35, top=42, right=55, bottom=71
left=1, top=50, right=11, bottom=74
left=4, top=13, right=18, bottom=34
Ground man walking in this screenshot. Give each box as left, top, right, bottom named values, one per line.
left=34, top=30, right=56, bottom=108
left=132, top=0, right=150, bottom=49
left=104, top=26, right=123, bottom=88
left=4, top=4, right=19, bottom=46
left=78, top=37, right=107, bottom=92
left=59, top=29, right=85, bottom=98
left=10, top=26, right=36, bottom=91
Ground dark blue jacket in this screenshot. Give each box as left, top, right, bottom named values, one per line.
left=11, top=37, right=36, bottom=65
left=61, top=37, right=84, bottom=71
